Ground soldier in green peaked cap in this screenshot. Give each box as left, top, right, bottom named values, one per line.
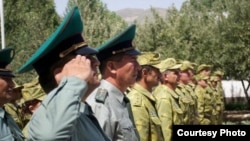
left=0, top=48, right=25, bottom=140
left=87, top=24, right=141, bottom=141
left=17, top=6, right=109, bottom=141
left=0, top=48, right=15, bottom=77
left=127, top=52, right=164, bottom=141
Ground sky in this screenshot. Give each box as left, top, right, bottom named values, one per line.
left=54, top=0, right=185, bottom=16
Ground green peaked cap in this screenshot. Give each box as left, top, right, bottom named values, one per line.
left=17, top=6, right=97, bottom=75
left=0, top=48, right=15, bottom=77
left=96, top=24, right=140, bottom=61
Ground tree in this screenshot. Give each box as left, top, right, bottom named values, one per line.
left=212, top=0, right=250, bottom=102
left=2, top=0, right=60, bottom=83
left=66, top=0, right=127, bottom=47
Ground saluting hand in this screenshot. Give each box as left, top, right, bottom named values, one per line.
left=61, top=55, right=92, bottom=82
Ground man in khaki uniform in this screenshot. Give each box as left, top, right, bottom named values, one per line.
left=153, top=58, right=183, bottom=141
left=211, top=70, right=225, bottom=124
left=176, top=60, right=198, bottom=125
left=127, top=52, right=164, bottom=141
left=194, top=74, right=213, bottom=125
left=210, top=76, right=222, bottom=124
left=196, top=64, right=217, bottom=124
left=21, top=77, right=46, bottom=137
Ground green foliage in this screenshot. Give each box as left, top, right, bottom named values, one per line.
left=2, top=0, right=60, bottom=84
left=225, top=103, right=250, bottom=110
left=136, top=0, right=250, bottom=80
left=1, top=0, right=249, bottom=94
left=67, top=0, right=127, bottom=47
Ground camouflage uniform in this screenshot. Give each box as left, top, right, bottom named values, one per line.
left=154, top=85, right=184, bottom=141
left=175, top=85, right=191, bottom=124
left=4, top=102, right=25, bottom=129
left=127, top=52, right=164, bottom=141
left=128, top=84, right=163, bottom=141
left=194, top=74, right=213, bottom=125
left=213, top=70, right=225, bottom=124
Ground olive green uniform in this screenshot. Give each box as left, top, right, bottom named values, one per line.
left=127, top=83, right=164, bottom=141
left=154, top=84, right=184, bottom=141
left=194, top=85, right=213, bottom=125
left=206, top=84, right=217, bottom=124
left=4, top=102, right=25, bottom=129
left=185, top=84, right=199, bottom=124
left=176, top=84, right=192, bottom=124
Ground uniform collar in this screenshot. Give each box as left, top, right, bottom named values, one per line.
left=80, top=102, right=94, bottom=115
left=0, top=108, right=5, bottom=118
left=166, top=86, right=179, bottom=99
left=132, top=83, right=156, bottom=102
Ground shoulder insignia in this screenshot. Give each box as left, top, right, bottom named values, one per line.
left=130, top=93, right=142, bottom=106
left=95, top=88, right=108, bottom=103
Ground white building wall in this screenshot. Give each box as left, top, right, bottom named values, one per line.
left=222, top=80, right=250, bottom=98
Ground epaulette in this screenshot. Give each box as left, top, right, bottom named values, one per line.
left=128, top=93, right=142, bottom=106
left=95, top=88, right=108, bottom=103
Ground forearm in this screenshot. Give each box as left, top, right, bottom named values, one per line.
left=28, top=77, right=88, bottom=140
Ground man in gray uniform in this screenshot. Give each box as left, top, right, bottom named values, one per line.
left=17, top=6, right=110, bottom=141
left=0, top=48, right=24, bottom=141
left=87, top=24, right=141, bottom=141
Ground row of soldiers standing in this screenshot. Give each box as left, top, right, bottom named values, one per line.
left=4, top=52, right=225, bottom=141
left=1, top=6, right=225, bottom=140
left=3, top=53, right=225, bottom=141
left=126, top=52, right=225, bottom=141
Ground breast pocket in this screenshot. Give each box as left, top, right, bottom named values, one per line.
left=150, top=116, right=162, bottom=133
left=150, top=116, right=161, bottom=126
left=119, top=118, right=135, bottom=141
left=172, top=102, right=184, bottom=124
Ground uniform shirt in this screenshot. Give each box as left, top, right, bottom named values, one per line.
left=4, top=102, right=25, bottom=129
left=127, top=83, right=164, bottom=141
left=27, top=77, right=110, bottom=141
left=176, top=84, right=197, bottom=124
left=0, top=108, right=24, bottom=141
left=194, top=85, right=212, bottom=125
left=86, top=79, right=139, bottom=141
left=154, top=84, right=184, bottom=141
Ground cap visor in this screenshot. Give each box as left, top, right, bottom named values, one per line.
left=75, top=46, right=98, bottom=55
left=124, top=49, right=141, bottom=55
left=0, top=72, right=15, bottom=77
left=169, top=64, right=182, bottom=70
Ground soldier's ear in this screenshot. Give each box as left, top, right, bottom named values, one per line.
left=141, top=68, right=148, bottom=76
left=163, top=72, right=169, bottom=80
left=107, top=61, right=116, bottom=74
